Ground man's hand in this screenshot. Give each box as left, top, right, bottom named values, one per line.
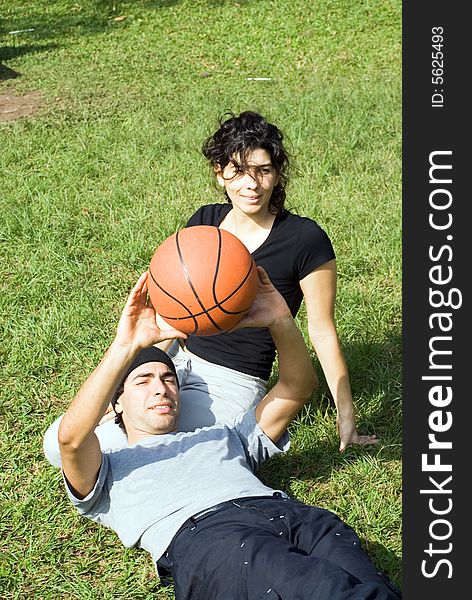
left=115, top=272, right=187, bottom=350
left=337, top=415, right=379, bottom=452
left=233, top=267, right=291, bottom=331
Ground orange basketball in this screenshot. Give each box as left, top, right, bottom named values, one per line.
left=148, top=225, right=258, bottom=336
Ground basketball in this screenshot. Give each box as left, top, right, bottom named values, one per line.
left=148, top=225, right=259, bottom=336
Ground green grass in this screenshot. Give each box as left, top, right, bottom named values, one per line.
left=1, top=0, right=401, bottom=597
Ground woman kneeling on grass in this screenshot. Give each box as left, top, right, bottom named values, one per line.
left=43, top=110, right=377, bottom=467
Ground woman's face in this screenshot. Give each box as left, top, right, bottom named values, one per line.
left=216, top=148, right=279, bottom=215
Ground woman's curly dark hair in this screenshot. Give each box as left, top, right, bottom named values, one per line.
left=202, top=111, right=290, bottom=213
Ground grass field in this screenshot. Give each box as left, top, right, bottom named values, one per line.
left=1, top=1, right=402, bottom=598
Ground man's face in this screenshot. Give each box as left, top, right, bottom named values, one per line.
left=115, top=362, right=180, bottom=442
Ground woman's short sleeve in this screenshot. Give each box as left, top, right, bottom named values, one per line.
left=294, top=218, right=336, bottom=280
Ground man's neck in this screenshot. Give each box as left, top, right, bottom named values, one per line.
left=126, top=426, right=177, bottom=445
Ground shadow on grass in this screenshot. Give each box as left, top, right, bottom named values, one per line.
left=364, top=540, right=403, bottom=592
left=255, top=325, right=402, bottom=477
left=0, top=63, right=21, bottom=80
left=314, top=326, right=401, bottom=444
left=343, top=329, right=402, bottom=400
left=263, top=326, right=402, bottom=458
left=0, top=1, right=183, bottom=42
left=0, top=1, right=183, bottom=72
left=0, top=43, right=59, bottom=64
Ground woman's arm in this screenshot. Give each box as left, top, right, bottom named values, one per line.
left=300, top=260, right=378, bottom=451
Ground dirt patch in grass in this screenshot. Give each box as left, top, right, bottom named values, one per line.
left=0, top=88, right=43, bottom=122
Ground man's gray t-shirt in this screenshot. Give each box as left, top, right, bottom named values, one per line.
left=65, top=408, right=290, bottom=561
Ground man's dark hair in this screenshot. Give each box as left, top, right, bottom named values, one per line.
left=202, top=111, right=291, bottom=213
left=113, top=384, right=126, bottom=433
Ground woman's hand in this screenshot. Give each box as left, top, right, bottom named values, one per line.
left=337, top=415, right=379, bottom=452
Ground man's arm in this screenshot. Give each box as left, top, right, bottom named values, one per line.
left=59, top=272, right=185, bottom=499
left=255, top=314, right=317, bottom=443
left=58, top=343, right=139, bottom=498
left=236, top=268, right=317, bottom=443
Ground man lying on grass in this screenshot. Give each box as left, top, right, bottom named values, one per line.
left=58, top=267, right=401, bottom=600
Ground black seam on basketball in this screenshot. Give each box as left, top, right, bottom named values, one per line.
left=212, top=228, right=223, bottom=306
left=158, top=305, right=249, bottom=321
left=175, top=230, right=224, bottom=332
left=157, top=261, right=256, bottom=320
left=148, top=268, right=198, bottom=335
left=211, top=260, right=256, bottom=315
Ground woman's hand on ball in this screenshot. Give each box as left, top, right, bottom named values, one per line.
left=115, top=272, right=187, bottom=349
left=234, top=267, right=291, bottom=331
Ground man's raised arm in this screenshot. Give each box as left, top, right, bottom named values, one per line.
left=256, top=313, right=317, bottom=442
left=58, top=272, right=185, bottom=499
left=237, top=268, right=318, bottom=443
left=235, top=267, right=318, bottom=442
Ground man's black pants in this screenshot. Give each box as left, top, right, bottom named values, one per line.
left=157, top=495, right=401, bottom=599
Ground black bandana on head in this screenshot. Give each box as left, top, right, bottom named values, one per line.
left=111, top=346, right=179, bottom=410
